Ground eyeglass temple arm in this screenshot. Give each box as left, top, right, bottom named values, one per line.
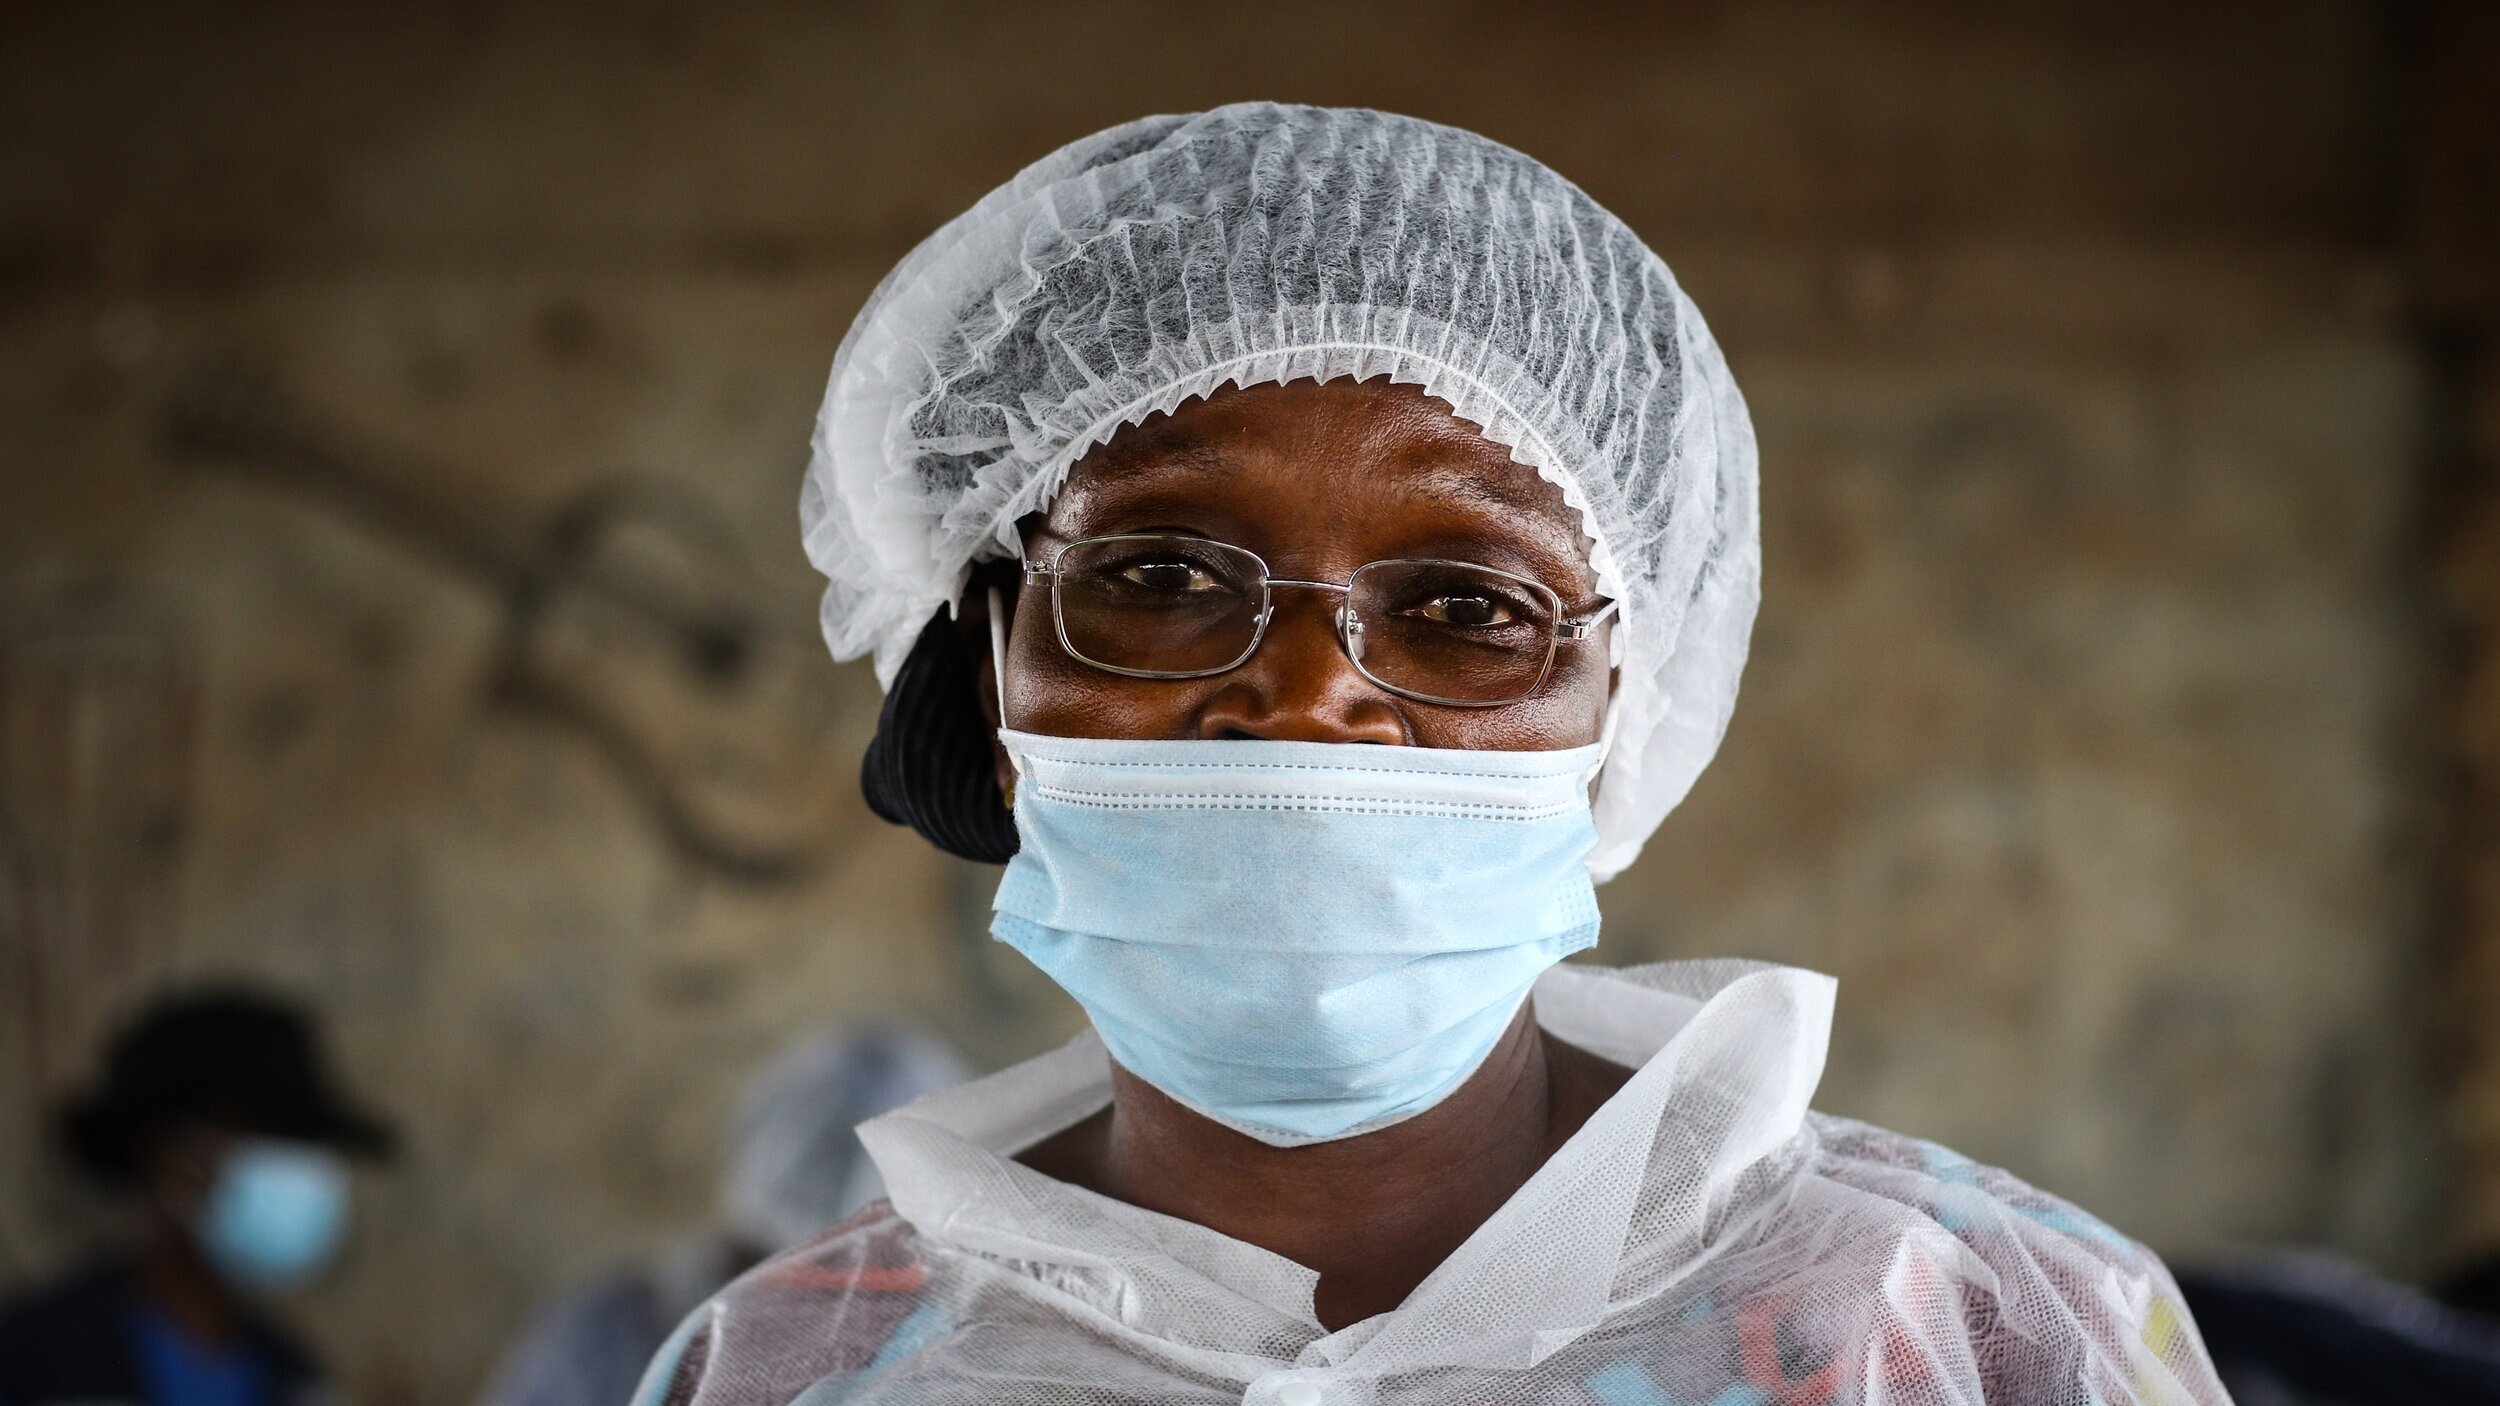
left=1558, top=598, right=1619, bottom=641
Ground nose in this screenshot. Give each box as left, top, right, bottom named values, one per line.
left=1194, top=587, right=1407, bottom=744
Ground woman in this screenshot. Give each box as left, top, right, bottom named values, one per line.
left=639, top=104, right=2226, bottom=1405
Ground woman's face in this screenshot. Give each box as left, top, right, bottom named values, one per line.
left=994, top=377, right=1613, bottom=752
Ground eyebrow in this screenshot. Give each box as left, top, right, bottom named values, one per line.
left=1087, top=431, right=1570, bottom=520
left=1070, top=428, right=1595, bottom=585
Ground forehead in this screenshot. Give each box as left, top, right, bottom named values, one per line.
left=1047, top=378, right=1594, bottom=583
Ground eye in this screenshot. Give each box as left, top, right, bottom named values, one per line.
left=1399, top=592, right=1519, bottom=628
left=1118, top=559, right=1225, bottom=594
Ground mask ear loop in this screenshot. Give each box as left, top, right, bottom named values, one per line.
left=1587, top=688, right=1623, bottom=790
left=988, top=584, right=1018, bottom=808
left=1586, top=589, right=1628, bottom=788
left=1584, top=592, right=1628, bottom=790
left=987, top=584, right=1010, bottom=721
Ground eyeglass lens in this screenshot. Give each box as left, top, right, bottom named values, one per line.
left=1052, top=535, right=1265, bottom=675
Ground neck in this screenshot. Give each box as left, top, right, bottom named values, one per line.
left=1021, top=1003, right=1630, bottom=1329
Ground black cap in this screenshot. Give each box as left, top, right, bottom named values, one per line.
left=58, top=987, right=396, bottom=1188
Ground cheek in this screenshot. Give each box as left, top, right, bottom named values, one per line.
left=1405, top=644, right=1612, bottom=751
left=1001, top=593, right=1209, bottom=740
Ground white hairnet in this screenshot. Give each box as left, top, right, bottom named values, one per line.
left=719, top=1024, right=970, bottom=1252
left=803, top=102, right=1760, bottom=880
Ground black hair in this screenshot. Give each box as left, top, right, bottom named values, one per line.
left=859, top=603, right=1019, bottom=864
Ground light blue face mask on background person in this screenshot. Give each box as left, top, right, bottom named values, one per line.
left=195, top=1138, right=352, bottom=1293
left=991, top=727, right=1605, bottom=1146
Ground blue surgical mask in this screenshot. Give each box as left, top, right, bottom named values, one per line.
left=991, top=727, right=1603, bottom=1146
left=194, top=1139, right=351, bottom=1293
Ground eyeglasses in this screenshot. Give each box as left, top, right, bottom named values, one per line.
left=1020, top=534, right=1617, bottom=707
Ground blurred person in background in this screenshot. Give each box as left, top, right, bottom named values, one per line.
left=473, top=1024, right=967, bottom=1406
left=2172, top=1251, right=2500, bottom=1404
left=0, top=989, right=395, bottom=1406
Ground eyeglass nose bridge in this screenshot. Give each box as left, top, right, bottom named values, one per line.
left=1253, top=577, right=1365, bottom=660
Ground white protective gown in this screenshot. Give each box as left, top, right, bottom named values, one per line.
left=633, top=962, right=2228, bottom=1406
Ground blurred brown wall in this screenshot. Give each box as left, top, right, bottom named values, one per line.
left=2415, top=0, right=2500, bottom=1282
left=1, top=3, right=2493, bottom=1403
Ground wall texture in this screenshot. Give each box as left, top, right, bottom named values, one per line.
left=0, top=4, right=2482, bottom=1403
left=2411, top=0, right=2500, bottom=1252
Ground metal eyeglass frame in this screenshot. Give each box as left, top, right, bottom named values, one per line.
left=1020, top=533, right=1620, bottom=708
